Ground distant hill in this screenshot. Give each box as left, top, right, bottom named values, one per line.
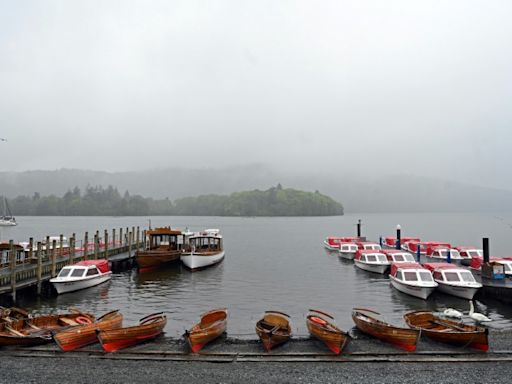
left=1, top=166, right=512, bottom=213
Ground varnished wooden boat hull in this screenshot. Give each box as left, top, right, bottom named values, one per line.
left=352, top=309, right=419, bottom=351
left=185, top=309, right=227, bottom=353
left=255, top=311, right=291, bottom=351
left=54, top=310, right=123, bottom=351
left=404, top=310, right=489, bottom=351
left=136, top=250, right=181, bottom=269
left=98, top=313, right=166, bottom=352
left=306, top=312, right=349, bottom=354
left=0, top=312, right=95, bottom=347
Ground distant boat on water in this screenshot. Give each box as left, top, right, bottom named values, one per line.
left=0, top=198, right=17, bottom=226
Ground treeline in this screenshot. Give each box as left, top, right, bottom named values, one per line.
left=5, top=184, right=343, bottom=216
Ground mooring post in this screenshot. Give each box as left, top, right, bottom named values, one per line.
left=104, top=229, right=109, bottom=259
left=142, top=230, right=146, bottom=250
left=28, top=237, right=34, bottom=262
left=94, top=234, right=99, bottom=260
left=128, top=231, right=132, bottom=258
left=84, top=232, right=89, bottom=260
left=9, top=240, right=16, bottom=303
left=357, top=219, right=362, bottom=238
left=416, top=244, right=421, bottom=262
left=483, top=237, right=489, bottom=263
left=45, top=236, right=50, bottom=261
left=36, top=242, right=43, bottom=295
left=51, top=239, right=57, bottom=277
left=70, top=235, right=75, bottom=264
left=379, top=236, right=383, bottom=247
left=447, top=248, right=451, bottom=263
left=396, top=224, right=401, bottom=250
left=119, top=228, right=123, bottom=247
left=112, top=228, right=116, bottom=249
left=136, top=226, right=140, bottom=251
left=59, top=234, right=64, bottom=259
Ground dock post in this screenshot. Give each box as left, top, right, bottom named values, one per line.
left=447, top=248, right=451, bottom=263
left=357, top=219, right=361, bottom=238
left=46, top=236, right=50, bottom=261
left=379, top=236, right=383, bottom=247
left=36, top=242, right=43, bottom=295
left=416, top=245, right=421, bottom=262
left=112, top=228, right=116, bottom=250
left=396, top=225, right=401, bottom=250
left=84, top=232, right=89, bottom=260
left=70, top=235, right=75, bottom=264
left=51, top=239, right=57, bottom=277
left=142, top=230, right=146, bottom=250
left=28, top=237, right=33, bottom=262
left=9, top=240, right=16, bottom=303
left=94, top=234, right=99, bottom=260
left=128, top=231, right=132, bottom=259
left=59, top=234, right=64, bottom=259
left=104, top=229, right=109, bottom=259
left=483, top=238, right=490, bottom=263
left=136, top=226, right=140, bottom=251
left=119, top=228, right=123, bottom=247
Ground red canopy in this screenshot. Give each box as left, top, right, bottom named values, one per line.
left=423, top=262, right=460, bottom=272
left=390, top=262, right=423, bottom=276
left=76, top=259, right=110, bottom=274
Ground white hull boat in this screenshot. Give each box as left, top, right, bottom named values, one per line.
left=389, top=275, right=436, bottom=300
left=338, top=243, right=358, bottom=260
left=389, top=262, right=438, bottom=300
left=181, top=250, right=225, bottom=270
left=50, top=259, right=112, bottom=294
left=354, top=259, right=389, bottom=274
left=423, top=263, right=482, bottom=300
left=436, top=283, right=480, bottom=300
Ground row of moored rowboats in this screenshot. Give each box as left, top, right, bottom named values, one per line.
left=0, top=306, right=489, bottom=354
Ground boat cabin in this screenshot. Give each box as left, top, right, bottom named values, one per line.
left=57, top=260, right=110, bottom=279
left=339, top=243, right=358, bottom=253
left=188, top=229, right=223, bottom=252
left=357, top=242, right=382, bottom=251
left=355, top=250, right=388, bottom=263
left=144, top=227, right=184, bottom=251
left=381, top=249, right=416, bottom=263
left=390, top=263, right=435, bottom=284
left=423, top=263, right=477, bottom=284
left=456, top=247, right=483, bottom=259
left=0, top=243, right=27, bottom=267
left=428, top=247, right=462, bottom=260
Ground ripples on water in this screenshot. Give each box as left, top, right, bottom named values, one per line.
left=3, top=213, right=512, bottom=337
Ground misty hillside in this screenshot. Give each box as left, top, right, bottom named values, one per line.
left=1, top=166, right=512, bottom=213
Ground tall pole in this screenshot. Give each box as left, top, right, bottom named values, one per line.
left=357, top=219, right=361, bottom=238
left=396, top=225, right=401, bottom=250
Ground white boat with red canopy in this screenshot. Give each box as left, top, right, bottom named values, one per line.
left=423, top=263, right=482, bottom=299
left=383, top=237, right=420, bottom=249
left=354, top=250, right=390, bottom=274
left=356, top=241, right=381, bottom=251
left=469, top=256, right=512, bottom=276
left=389, top=262, right=437, bottom=300
left=50, top=259, right=112, bottom=294
left=323, top=237, right=360, bottom=251
left=427, top=246, right=463, bottom=261
left=381, top=249, right=416, bottom=264
left=456, top=247, right=483, bottom=263
left=338, top=242, right=359, bottom=260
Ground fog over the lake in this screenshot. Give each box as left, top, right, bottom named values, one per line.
left=1, top=1, right=512, bottom=190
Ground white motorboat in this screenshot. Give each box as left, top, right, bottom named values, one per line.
left=423, top=263, right=482, bottom=300
left=50, top=259, right=112, bottom=294
left=354, top=250, right=390, bottom=274
left=426, top=247, right=463, bottom=261
left=323, top=236, right=359, bottom=251
left=338, top=242, right=358, bottom=260
left=181, top=229, right=225, bottom=270
left=381, top=249, right=417, bottom=264
left=389, top=263, right=438, bottom=300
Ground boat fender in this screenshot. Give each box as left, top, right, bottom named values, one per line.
left=76, top=316, right=93, bottom=325
left=310, top=316, right=328, bottom=326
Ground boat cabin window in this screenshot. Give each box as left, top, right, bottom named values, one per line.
left=433, top=271, right=444, bottom=280
left=70, top=268, right=86, bottom=278
left=364, top=244, right=381, bottom=250
left=459, top=271, right=476, bottom=282
left=444, top=272, right=460, bottom=282
left=403, top=271, right=418, bottom=281
left=58, top=267, right=72, bottom=278
left=403, top=254, right=415, bottom=262
left=467, top=250, right=482, bottom=257
left=394, top=255, right=405, bottom=262
left=419, top=271, right=434, bottom=282
left=396, top=270, right=403, bottom=280
left=366, top=255, right=377, bottom=262
left=341, top=244, right=356, bottom=252
left=86, top=267, right=100, bottom=276
left=503, top=263, right=512, bottom=273
left=376, top=255, right=387, bottom=262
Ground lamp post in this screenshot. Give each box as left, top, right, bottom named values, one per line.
left=396, top=224, right=401, bottom=250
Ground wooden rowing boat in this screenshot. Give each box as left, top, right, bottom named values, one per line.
left=255, top=311, right=292, bottom=352
left=404, top=310, right=489, bottom=351
left=184, top=308, right=227, bottom=353
left=306, top=309, right=349, bottom=354
left=352, top=308, right=420, bottom=351
left=54, top=310, right=123, bottom=351
left=0, top=310, right=95, bottom=347
left=98, top=312, right=166, bottom=352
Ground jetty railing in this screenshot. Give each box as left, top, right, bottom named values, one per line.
left=0, top=226, right=144, bottom=301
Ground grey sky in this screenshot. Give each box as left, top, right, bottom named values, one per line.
left=1, top=1, right=511, bottom=189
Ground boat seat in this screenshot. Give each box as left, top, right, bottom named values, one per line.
left=263, top=314, right=289, bottom=327
left=6, top=326, right=25, bottom=337
left=59, top=318, right=79, bottom=326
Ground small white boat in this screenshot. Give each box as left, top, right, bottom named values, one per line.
left=427, top=247, right=463, bottom=261
left=50, top=259, right=112, bottom=294
left=456, top=247, right=483, bottom=260
left=423, top=263, right=482, bottom=300
left=354, top=250, right=390, bottom=274
left=323, top=237, right=359, bottom=251
left=181, top=229, right=225, bottom=270
left=0, top=198, right=17, bottom=227
left=338, top=242, right=358, bottom=260
left=469, top=256, right=512, bottom=276
left=381, top=249, right=417, bottom=264
left=389, top=263, right=438, bottom=300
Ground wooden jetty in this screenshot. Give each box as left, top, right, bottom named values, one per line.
left=0, top=226, right=144, bottom=301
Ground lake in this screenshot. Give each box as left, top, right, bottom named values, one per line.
left=1, top=212, right=512, bottom=338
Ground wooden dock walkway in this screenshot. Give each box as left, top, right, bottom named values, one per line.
left=0, top=226, right=144, bottom=301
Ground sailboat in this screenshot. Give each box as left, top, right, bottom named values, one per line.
left=0, top=198, right=17, bottom=226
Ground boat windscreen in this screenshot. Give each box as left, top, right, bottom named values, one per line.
left=376, top=255, right=387, bottom=262
left=394, top=255, right=405, bottom=262
left=444, top=272, right=460, bottom=282
left=459, top=271, right=476, bottom=282
left=366, top=255, right=376, bottom=262
left=58, top=268, right=72, bottom=278
left=403, top=254, right=415, bottom=262
left=70, top=268, right=86, bottom=278
left=403, top=271, right=418, bottom=281
left=419, top=271, right=433, bottom=282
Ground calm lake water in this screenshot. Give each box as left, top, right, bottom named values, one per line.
left=2, top=213, right=512, bottom=337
